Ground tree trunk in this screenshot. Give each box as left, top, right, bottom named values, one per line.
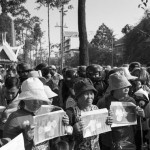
left=24, top=39, right=29, bottom=63
left=1, top=0, right=7, bottom=14
left=78, top=0, right=89, bottom=66
left=48, top=3, right=51, bottom=65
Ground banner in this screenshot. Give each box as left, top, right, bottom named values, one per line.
left=110, top=102, right=137, bottom=127
left=34, top=110, right=66, bottom=145
left=0, top=133, right=25, bottom=150
left=81, top=108, right=111, bottom=138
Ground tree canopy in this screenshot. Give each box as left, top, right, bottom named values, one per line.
left=36, top=0, right=70, bottom=8
left=0, top=13, right=11, bottom=43
left=123, top=16, right=150, bottom=64
left=91, top=23, right=113, bottom=50
left=0, top=0, right=27, bottom=15
left=88, top=23, right=116, bottom=66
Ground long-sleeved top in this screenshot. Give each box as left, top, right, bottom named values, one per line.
left=97, top=94, right=136, bottom=150
left=3, top=108, right=49, bottom=150
left=66, top=105, right=100, bottom=150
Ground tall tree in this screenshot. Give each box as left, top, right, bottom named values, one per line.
left=0, top=13, right=11, bottom=43
left=123, top=16, right=150, bottom=63
left=0, top=0, right=27, bottom=15
left=0, top=0, right=27, bottom=44
left=91, top=23, right=114, bottom=50
left=89, top=23, right=116, bottom=66
left=14, top=6, right=31, bottom=44
left=33, top=23, right=43, bottom=66
left=78, top=0, right=89, bottom=66
left=14, top=6, right=42, bottom=63
left=36, top=0, right=70, bottom=65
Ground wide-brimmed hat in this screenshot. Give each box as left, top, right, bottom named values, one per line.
left=28, top=70, right=46, bottom=85
left=17, top=77, right=49, bottom=102
left=107, top=72, right=131, bottom=92
left=74, top=78, right=97, bottom=98
left=115, top=67, right=137, bottom=80
left=44, top=85, right=58, bottom=99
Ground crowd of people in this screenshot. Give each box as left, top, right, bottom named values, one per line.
left=0, top=61, right=150, bottom=150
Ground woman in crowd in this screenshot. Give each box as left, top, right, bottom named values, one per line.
left=1, top=77, right=20, bottom=106
left=66, top=77, right=113, bottom=150
left=129, top=67, right=150, bottom=150
left=131, top=67, right=150, bottom=95
left=59, top=68, right=78, bottom=110
left=3, top=77, right=69, bottom=150
left=97, top=72, right=145, bottom=150
left=6, top=66, right=18, bottom=78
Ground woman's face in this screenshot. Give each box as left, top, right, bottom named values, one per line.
left=78, top=90, right=94, bottom=108
left=7, top=70, right=17, bottom=77
left=5, top=86, right=19, bottom=101
left=133, top=80, right=142, bottom=89
left=24, top=100, right=43, bottom=112
left=114, top=87, right=129, bottom=98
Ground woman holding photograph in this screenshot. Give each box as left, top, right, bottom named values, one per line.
left=3, top=77, right=69, bottom=150
left=66, top=78, right=113, bottom=150
left=97, top=72, right=145, bottom=150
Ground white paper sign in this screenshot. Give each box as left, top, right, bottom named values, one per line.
left=34, top=110, right=66, bottom=145
left=0, top=134, right=25, bottom=150
left=110, top=102, right=137, bottom=127
left=81, top=108, right=111, bottom=138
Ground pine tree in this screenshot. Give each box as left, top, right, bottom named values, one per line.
left=91, top=23, right=114, bottom=50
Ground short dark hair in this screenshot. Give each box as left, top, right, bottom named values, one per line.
left=35, top=63, right=48, bottom=71
left=5, top=77, right=20, bottom=89
left=41, top=67, right=50, bottom=78
left=55, top=140, right=69, bottom=150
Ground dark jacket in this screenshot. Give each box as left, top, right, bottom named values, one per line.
left=3, top=109, right=49, bottom=150
left=97, top=95, right=136, bottom=150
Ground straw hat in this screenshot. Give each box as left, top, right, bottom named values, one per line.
left=115, top=67, right=137, bottom=80
left=107, top=72, right=131, bottom=92
left=18, top=77, right=49, bottom=102
left=28, top=70, right=46, bottom=84
left=44, top=85, right=58, bottom=99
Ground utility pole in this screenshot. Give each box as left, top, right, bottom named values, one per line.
left=61, top=5, right=64, bottom=71
left=55, top=5, right=68, bottom=71
left=48, top=2, right=51, bottom=65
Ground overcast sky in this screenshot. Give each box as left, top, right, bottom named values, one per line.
left=23, top=0, right=149, bottom=49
